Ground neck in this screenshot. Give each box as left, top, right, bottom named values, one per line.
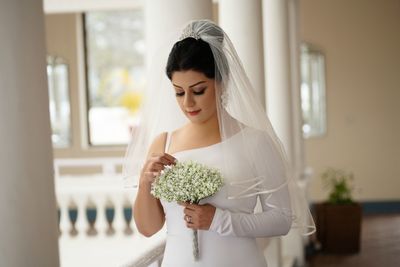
left=187, top=113, right=220, bottom=139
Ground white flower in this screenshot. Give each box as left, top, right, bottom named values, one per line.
left=151, top=161, right=224, bottom=203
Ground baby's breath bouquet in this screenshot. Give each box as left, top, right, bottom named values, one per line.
left=151, top=160, right=224, bottom=260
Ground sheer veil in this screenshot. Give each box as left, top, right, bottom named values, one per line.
left=123, top=20, right=316, bottom=236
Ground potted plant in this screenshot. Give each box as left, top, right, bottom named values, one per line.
left=315, top=168, right=362, bottom=253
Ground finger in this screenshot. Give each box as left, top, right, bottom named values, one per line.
left=161, top=153, right=177, bottom=164
left=150, top=157, right=174, bottom=169
left=149, top=161, right=169, bottom=171
left=184, top=203, right=198, bottom=211
left=151, top=153, right=177, bottom=165
left=148, top=167, right=163, bottom=174
left=183, top=208, right=196, bottom=217
left=143, top=160, right=158, bottom=171
left=154, top=156, right=172, bottom=166
left=184, top=215, right=196, bottom=227
left=183, top=214, right=192, bottom=222
left=149, top=160, right=164, bottom=167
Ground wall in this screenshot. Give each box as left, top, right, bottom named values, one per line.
left=299, top=0, right=400, bottom=202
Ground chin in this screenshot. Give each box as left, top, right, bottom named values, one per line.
left=187, top=117, right=204, bottom=124
left=184, top=113, right=201, bottom=122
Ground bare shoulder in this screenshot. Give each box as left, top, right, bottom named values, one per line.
left=146, top=132, right=168, bottom=158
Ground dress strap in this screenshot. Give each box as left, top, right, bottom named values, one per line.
left=164, top=131, right=172, bottom=153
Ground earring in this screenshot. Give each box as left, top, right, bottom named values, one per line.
left=220, top=89, right=229, bottom=108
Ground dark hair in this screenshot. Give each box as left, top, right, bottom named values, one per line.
left=166, top=38, right=220, bottom=81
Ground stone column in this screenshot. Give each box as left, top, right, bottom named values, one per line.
left=288, top=0, right=309, bottom=190
left=145, top=0, right=213, bottom=67
left=263, top=0, right=305, bottom=265
left=218, top=0, right=266, bottom=108
left=0, top=1, right=60, bottom=266
left=263, top=0, right=294, bottom=158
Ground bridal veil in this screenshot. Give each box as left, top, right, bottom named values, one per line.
left=123, top=20, right=316, bottom=236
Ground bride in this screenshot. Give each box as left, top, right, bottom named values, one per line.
left=124, top=20, right=315, bottom=267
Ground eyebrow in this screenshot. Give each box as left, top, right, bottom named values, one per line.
left=172, top=81, right=206, bottom=89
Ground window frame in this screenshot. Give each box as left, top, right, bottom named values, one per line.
left=81, top=11, right=145, bottom=147
left=300, top=42, right=328, bottom=139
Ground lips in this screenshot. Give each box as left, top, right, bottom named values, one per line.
left=187, top=109, right=201, bottom=116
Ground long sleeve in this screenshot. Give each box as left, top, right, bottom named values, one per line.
left=209, top=186, right=292, bottom=238
left=208, top=127, right=297, bottom=238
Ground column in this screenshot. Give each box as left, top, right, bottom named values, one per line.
left=218, top=0, right=266, bottom=108
left=0, top=1, right=59, bottom=266
left=288, top=1, right=310, bottom=266
left=288, top=0, right=310, bottom=189
left=145, top=0, right=213, bottom=67
left=263, top=0, right=294, bottom=158
left=263, top=0, right=305, bottom=265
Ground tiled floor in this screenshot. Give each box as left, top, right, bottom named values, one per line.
left=307, top=214, right=400, bottom=267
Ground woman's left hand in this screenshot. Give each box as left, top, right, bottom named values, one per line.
left=179, top=202, right=216, bottom=230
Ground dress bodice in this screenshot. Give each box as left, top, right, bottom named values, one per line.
left=159, top=128, right=268, bottom=267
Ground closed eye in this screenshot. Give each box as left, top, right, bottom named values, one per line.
left=193, top=88, right=207, bottom=95
left=175, top=88, right=206, bottom=97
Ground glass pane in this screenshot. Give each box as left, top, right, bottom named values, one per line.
left=47, top=56, right=72, bottom=148
left=300, top=43, right=327, bottom=138
left=85, top=10, right=145, bottom=146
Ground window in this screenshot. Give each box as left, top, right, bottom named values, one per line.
left=300, top=43, right=327, bottom=138
left=84, top=10, right=145, bottom=146
left=47, top=55, right=72, bottom=148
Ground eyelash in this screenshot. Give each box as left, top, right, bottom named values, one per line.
left=175, top=88, right=206, bottom=97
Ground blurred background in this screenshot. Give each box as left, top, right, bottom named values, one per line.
left=1, top=0, right=399, bottom=266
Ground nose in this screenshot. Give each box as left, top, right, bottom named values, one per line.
left=183, top=92, right=195, bottom=108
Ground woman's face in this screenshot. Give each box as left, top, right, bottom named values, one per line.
left=171, top=70, right=217, bottom=124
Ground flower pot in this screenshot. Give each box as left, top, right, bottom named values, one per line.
left=315, top=202, right=362, bottom=253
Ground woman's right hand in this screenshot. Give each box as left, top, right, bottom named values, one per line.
left=140, top=152, right=177, bottom=187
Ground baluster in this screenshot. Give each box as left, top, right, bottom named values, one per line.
left=58, top=197, right=69, bottom=236
left=95, top=195, right=107, bottom=236
left=75, top=194, right=87, bottom=235
left=123, top=198, right=133, bottom=235
left=105, top=198, right=115, bottom=236
left=86, top=197, right=97, bottom=236
left=68, top=199, right=78, bottom=236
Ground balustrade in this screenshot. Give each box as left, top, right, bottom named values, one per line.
left=54, top=158, right=165, bottom=267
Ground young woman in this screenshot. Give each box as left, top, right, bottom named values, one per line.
left=124, top=20, right=315, bottom=267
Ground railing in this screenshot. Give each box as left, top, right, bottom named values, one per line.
left=54, top=158, right=311, bottom=267
left=54, top=158, right=166, bottom=267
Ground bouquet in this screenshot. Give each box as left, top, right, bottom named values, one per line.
left=151, top=160, right=224, bottom=260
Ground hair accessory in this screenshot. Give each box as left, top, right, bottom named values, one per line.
left=220, top=89, right=229, bottom=108
left=179, top=26, right=201, bottom=41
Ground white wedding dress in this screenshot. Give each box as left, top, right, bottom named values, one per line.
left=160, top=127, right=292, bottom=267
